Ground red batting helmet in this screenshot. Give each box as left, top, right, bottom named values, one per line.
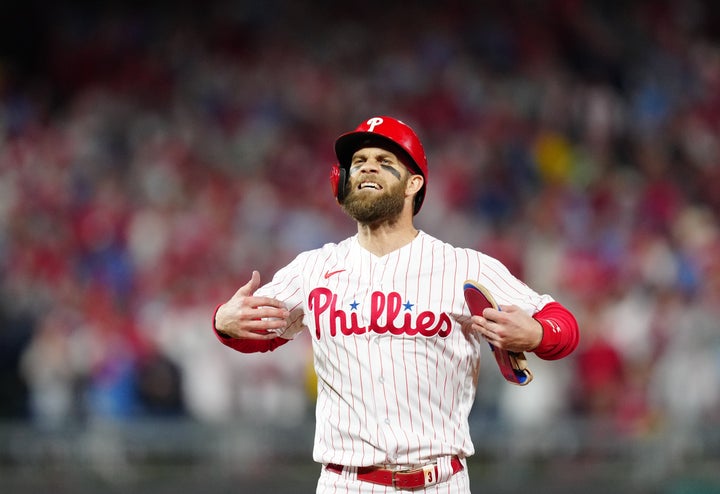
left=331, top=116, right=428, bottom=214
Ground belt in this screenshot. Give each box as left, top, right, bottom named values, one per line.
left=326, top=456, right=463, bottom=489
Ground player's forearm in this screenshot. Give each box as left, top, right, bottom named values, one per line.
left=531, top=302, right=579, bottom=360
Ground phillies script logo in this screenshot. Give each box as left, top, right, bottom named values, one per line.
left=308, top=287, right=452, bottom=339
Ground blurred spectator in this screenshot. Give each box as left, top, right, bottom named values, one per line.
left=571, top=298, right=625, bottom=421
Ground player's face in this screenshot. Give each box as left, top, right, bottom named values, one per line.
left=341, top=147, right=410, bottom=224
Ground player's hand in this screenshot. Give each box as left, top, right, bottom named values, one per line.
left=471, top=305, right=543, bottom=353
left=214, top=271, right=290, bottom=340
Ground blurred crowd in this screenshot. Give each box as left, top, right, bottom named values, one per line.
left=1, top=0, right=719, bottom=455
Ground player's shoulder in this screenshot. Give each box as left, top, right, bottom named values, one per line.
left=418, top=231, right=498, bottom=269
left=319, top=235, right=355, bottom=253
left=419, top=231, right=483, bottom=256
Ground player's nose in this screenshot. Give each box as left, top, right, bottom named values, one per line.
left=358, top=159, right=381, bottom=173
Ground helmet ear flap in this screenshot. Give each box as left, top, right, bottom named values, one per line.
left=330, top=164, right=348, bottom=203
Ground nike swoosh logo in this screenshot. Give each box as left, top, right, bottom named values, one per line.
left=324, top=269, right=346, bottom=279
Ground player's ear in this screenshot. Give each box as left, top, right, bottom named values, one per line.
left=406, top=174, right=424, bottom=196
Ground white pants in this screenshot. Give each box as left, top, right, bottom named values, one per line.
left=315, top=459, right=471, bottom=494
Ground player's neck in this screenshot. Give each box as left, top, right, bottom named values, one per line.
left=356, top=219, right=419, bottom=257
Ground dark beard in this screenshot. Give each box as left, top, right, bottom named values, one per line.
left=341, top=178, right=407, bottom=224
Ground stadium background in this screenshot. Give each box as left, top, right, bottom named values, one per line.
left=1, top=0, right=719, bottom=492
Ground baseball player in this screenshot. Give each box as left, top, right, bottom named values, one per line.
left=213, top=116, right=579, bottom=493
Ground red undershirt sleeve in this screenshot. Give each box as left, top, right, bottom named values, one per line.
left=532, top=301, right=580, bottom=360
left=212, top=304, right=291, bottom=354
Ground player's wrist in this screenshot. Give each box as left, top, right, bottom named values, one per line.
left=528, top=318, right=545, bottom=351
left=213, top=304, right=233, bottom=338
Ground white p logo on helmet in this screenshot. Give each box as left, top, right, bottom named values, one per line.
left=366, top=117, right=384, bottom=132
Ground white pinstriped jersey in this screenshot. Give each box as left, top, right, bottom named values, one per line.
left=257, top=230, right=554, bottom=467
